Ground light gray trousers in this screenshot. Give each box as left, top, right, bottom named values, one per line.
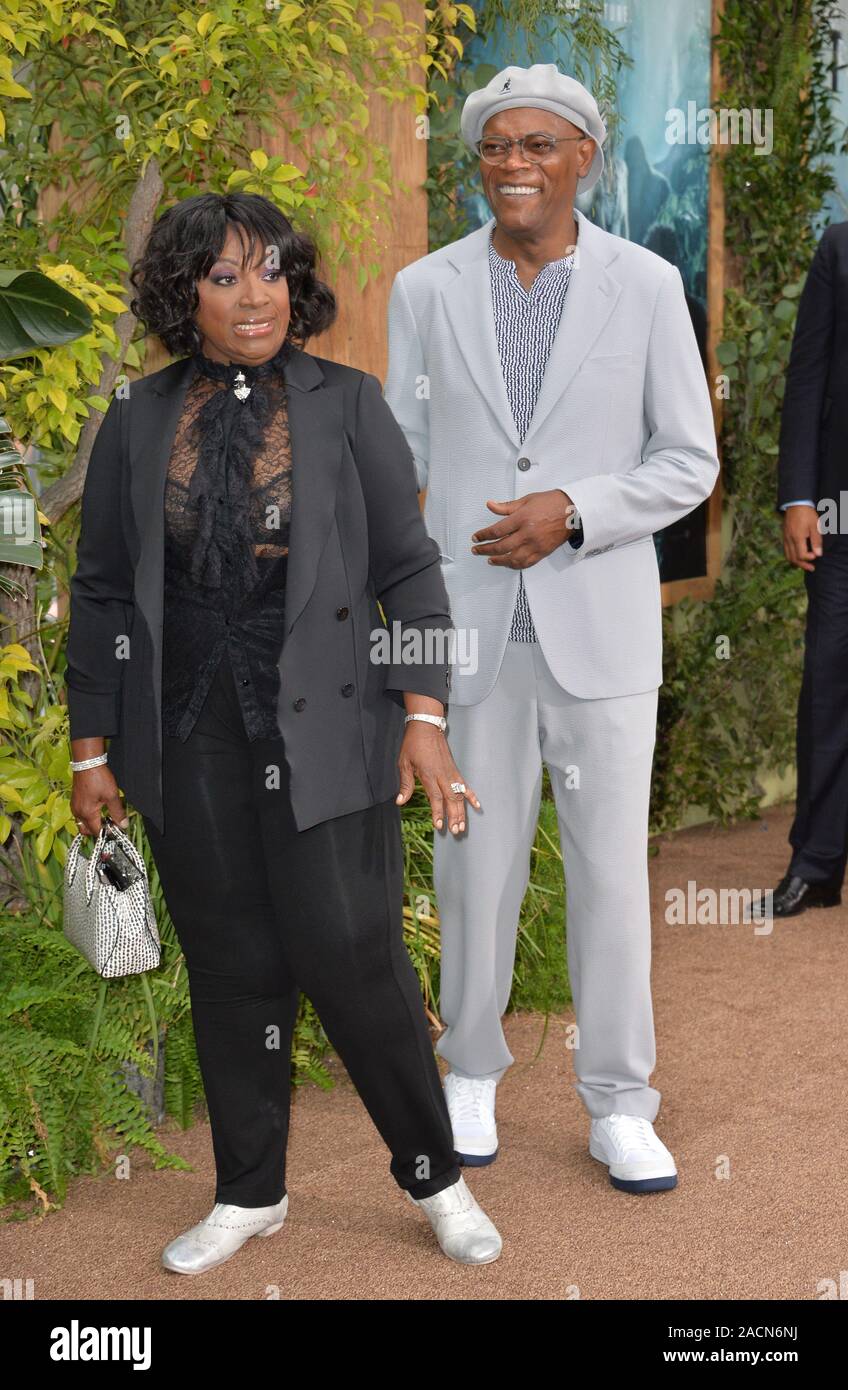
left=432, top=639, right=661, bottom=1121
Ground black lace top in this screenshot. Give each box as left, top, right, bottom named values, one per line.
left=161, top=343, right=294, bottom=742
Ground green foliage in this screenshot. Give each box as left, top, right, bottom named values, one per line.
left=652, top=0, right=839, bottom=832
left=0, top=642, right=78, bottom=868
left=0, top=1, right=472, bottom=439
left=0, top=259, right=133, bottom=453
left=0, top=906, right=193, bottom=1214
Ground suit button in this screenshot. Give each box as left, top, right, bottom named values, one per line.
left=217, top=495, right=225, bottom=503
left=336, top=606, right=349, bottom=620
left=293, top=697, right=306, bottom=711
left=341, top=683, right=354, bottom=697
left=240, top=678, right=250, bottom=686
left=517, top=456, right=531, bottom=471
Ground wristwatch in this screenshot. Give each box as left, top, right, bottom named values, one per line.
left=404, top=712, right=447, bottom=733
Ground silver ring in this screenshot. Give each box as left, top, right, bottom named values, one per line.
left=450, top=782, right=466, bottom=794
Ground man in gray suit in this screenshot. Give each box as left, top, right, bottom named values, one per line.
left=386, top=65, right=719, bottom=1192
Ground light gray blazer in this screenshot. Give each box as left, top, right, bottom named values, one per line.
left=384, top=207, right=720, bottom=703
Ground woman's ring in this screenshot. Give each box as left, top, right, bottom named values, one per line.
left=450, top=782, right=466, bottom=794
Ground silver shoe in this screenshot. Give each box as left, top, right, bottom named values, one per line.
left=161, top=1197, right=288, bottom=1274
left=407, top=1175, right=502, bottom=1264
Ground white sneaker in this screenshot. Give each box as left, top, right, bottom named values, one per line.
left=161, top=1198, right=288, bottom=1274
left=444, top=1072, right=498, bottom=1165
left=407, top=1175, right=502, bottom=1264
left=589, top=1114, right=678, bottom=1193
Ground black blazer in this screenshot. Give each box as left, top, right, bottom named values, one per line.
left=778, top=221, right=848, bottom=521
left=65, top=346, right=453, bottom=835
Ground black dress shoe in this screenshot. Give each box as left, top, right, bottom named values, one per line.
left=772, top=874, right=842, bottom=917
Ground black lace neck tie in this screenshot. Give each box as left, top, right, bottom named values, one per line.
left=186, top=339, right=292, bottom=591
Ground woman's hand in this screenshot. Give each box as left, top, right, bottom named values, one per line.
left=395, top=723, right=481, bottom=834
left=70, top=766, right=129, bottom=837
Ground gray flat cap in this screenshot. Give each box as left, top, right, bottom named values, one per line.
left=460, top=63, right=606, bottom=194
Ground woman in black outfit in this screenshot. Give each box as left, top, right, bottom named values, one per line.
left=66, top=192, right=501, bottom=1273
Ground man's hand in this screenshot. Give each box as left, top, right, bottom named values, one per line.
left=470, top=490, right=579, bottom=568
left=782, top=504, right=822, bottom=573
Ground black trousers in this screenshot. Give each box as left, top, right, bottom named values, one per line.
left=142, top=648, right=460, bottom=1205
left=789, top=535, right=848, bottom=885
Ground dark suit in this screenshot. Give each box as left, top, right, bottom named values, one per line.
left=778, top=220, right=848, bottom=516
left=65, top=346, right=454, bottom=835
left=777, top=221, right=848, bottom=885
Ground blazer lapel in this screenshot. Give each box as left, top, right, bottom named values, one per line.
left=441, top=222, right=521, bottom=451
left=521, top=210, right=623, bottom=450
left=440, top=209, right=623, bottom=454
left=128, top=355, right=193, bottom=725
left=279, top=348, right=343, bottom=633
left=128, top=344, right=342, bottom=722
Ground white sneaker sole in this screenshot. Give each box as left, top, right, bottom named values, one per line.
left=452, top=1135, right=499, bottom=1166
left=589, top=1139, right=678, bottom=1193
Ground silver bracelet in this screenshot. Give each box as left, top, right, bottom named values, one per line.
left=404, top=712, right=447, bottom=733
left=70, top=752, right=109, bottom=772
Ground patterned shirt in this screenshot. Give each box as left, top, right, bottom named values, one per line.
left=488, top=231, right=575, bottom=640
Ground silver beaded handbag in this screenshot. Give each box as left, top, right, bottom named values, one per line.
left=63, top=819, right=161, bottom=977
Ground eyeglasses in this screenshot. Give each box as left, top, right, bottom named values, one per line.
left=475, top=133, right=589, bottom=165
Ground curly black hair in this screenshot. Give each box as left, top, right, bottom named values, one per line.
left=129, top=191, right=337, bottom=356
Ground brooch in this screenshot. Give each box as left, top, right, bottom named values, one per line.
left=233, top=371, right=251, bottom=401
